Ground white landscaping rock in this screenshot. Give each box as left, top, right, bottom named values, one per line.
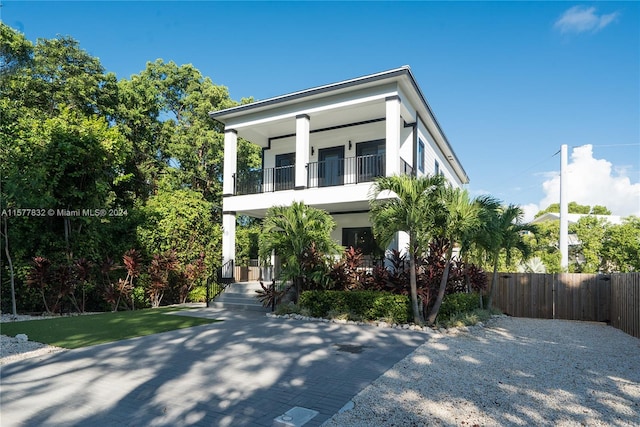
left=322, top=317, right=640, bottom=427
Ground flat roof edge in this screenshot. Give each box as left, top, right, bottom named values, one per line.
left=209, top=66, right=411, bottom=119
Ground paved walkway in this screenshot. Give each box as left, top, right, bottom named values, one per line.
left=0, top=308, right=427, bottom=427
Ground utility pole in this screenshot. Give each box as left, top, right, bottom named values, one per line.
left=559, top=144, right=569, bottom=271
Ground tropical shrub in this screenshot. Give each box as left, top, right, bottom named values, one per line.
left=299, top=290, right=411, bottom=324
left=328, top=247, right=369, bottom=291
left=259, top=202, right=341, bottom=301
left=255, top=280, right=286, bottom=308
left=438, top=292, right=481, bottom=320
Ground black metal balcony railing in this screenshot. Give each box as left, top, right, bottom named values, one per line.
left=307, top=154, right=386, bottom=188
left=234, top=165, right=295, bottom=195
left=401, top=158, right=414, bottom=176
left=233, top=154, right=413, bottom=195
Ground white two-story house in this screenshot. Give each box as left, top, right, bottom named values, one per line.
left=209, top=66, right=469, bottom=279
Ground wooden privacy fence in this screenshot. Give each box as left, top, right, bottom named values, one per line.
left=610, top=273, right=640, bottom=339
left=234, top=266, right=262, bottom=282
left=490, top=272, right=639, bottom=339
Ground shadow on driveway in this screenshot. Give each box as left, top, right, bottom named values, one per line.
left=1, top=308, right=427, bottom=427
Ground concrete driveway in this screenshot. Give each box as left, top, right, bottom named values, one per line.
left=0, top=308, right=426, bottom=427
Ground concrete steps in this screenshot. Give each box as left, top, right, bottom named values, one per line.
left=210, top=281, right=270, bottom=312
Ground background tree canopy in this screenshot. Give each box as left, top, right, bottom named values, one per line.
left=0, top=24, right=260, bottom=312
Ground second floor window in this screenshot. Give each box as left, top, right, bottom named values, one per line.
left=418, top=139, right=425, bottom=173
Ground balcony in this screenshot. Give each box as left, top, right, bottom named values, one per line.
left=232, top=154, right=412, bottom=195
left=307, top=153, right=386, bottom=188
left=234, top=165, right=295, bottom=195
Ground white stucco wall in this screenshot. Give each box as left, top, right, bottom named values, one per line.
left=416, top=120, right=462, bottom=188
left=264, top=120, right=385, bottom=170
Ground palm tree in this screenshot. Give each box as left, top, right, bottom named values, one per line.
left=259, top=201, right=341, bottom=300
left=485, top=204, right=534, bottom=310
left=425, top=187, right=483, bottom=325
left=369, top=174, right=446, bottom=324
left=458, top=195, right=501, bottom=297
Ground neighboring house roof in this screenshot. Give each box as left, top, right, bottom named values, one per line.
left=209, top=66, right=469, bottom=184
left=530, top=212, right=624, bottom=225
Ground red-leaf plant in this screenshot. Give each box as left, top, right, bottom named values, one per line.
left=26, top=256, right=52, bottom=313
left=122, top=249, right=141, bottom=309
left=74, top=258, right=93, bottom=313
left=147, top=249, right=180, bottom=308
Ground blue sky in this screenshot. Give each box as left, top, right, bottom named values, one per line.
left=3, top=1, right=639, bottom=220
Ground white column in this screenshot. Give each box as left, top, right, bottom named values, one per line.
left=295, top=114, right=310, bottom=189
left=397, top=231, right=410, bottom=257
left=223, top=129, right=238, bottom=196
left=559, top=144, right=569, bottom=271
left=385, top=96, right=401, bottom=176
left=222, top=212, right=236, bottom=278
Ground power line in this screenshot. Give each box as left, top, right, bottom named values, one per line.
left=587, top=143, right=640, bottom=148
left=502, top=149, right=560, bottom=183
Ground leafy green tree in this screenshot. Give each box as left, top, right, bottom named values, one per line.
left=590, top=205, right=611, bottom=215
left=3, top=30, right=117, bottom=119
left=601, top=217, right=640, bottom=272
left=524, top=221, right=561, bottom=273
left=259, top=202, right=341, bottom=300
left=570, top=216, right=607, bottom=273
left=0, top=23, right=33, bottom=76
left=486, top=205, right=533, bottom=310
left=114, top=59, right=260, bottom=208
left=1, top=26, right=134, bottom=273
left=535, top=202, right=610, bottom=217
left=370, top=174, right=446, bottom=324
left=137, top=186, right=220, bottom=268
left=236, top=224, right=261, bottom=266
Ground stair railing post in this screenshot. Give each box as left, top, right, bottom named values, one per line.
left=271, top=279, right=276, bottom=312
left=206, top=276, right=211, bottom=308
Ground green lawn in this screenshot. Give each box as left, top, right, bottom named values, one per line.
left=0, top=307, right=220, bottom=349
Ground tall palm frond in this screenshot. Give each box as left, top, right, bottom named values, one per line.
left=426, top=187, right=483, bottom=324
left=259, top=201, right=341, bottom=293
left=369, top=174, right=446, bottom=324
left=486, top=204, right=536, bottom=309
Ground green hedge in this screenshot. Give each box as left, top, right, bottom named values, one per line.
left=299, top=290, right=411, bottom=324
left=438, top=292, right=481, bottom=320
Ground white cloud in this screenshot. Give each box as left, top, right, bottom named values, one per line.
left=521, top=203, right=540, bottom=223
left=554, top=6, right=620, bottom=34
left=538, top=145, right=640, bottom=217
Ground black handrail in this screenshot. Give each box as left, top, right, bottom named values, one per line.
left=207, top=259, right=235, bottom=307
left=231, top=154, right=412, bottom=195
left=307, top=154, right=386, bottom=188
left=400, top=158, right=413, bottom=176
left=234, top=165, right=295, bottom=195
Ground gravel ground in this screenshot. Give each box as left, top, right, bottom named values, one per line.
left=323, top=317, right=640, bottom=427
left=1, top=314, right=66, bottom=365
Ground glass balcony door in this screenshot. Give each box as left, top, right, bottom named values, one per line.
left=356, top=139, right=385, bottom=182
left=274, top=153, right=295, bottom=191
left=318, top=146, right=345, bottom=187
